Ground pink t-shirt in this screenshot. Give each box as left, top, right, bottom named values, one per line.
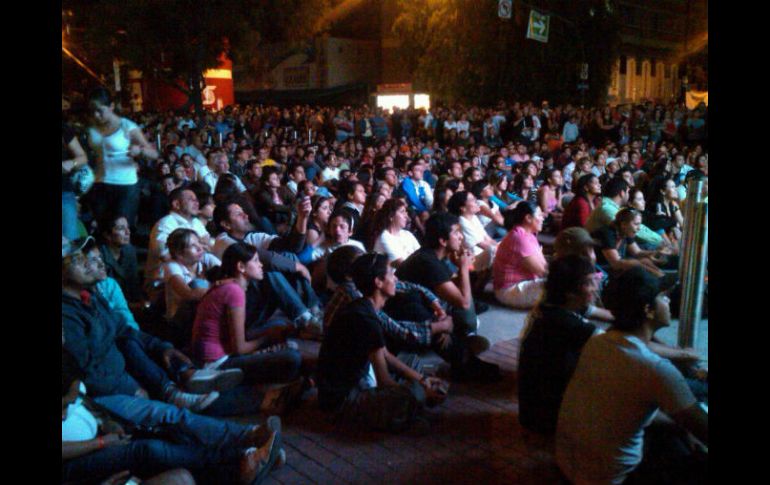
left=191, top=282, right=245, bottom=363
left=493, top=226, right=544, bottom=290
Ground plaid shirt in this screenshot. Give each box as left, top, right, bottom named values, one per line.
left=324, top=281, right=436, bottom=347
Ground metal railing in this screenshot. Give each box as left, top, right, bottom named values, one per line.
left=677, top=179, right=708, bottom=348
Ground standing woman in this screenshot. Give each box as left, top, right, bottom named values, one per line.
left=86, top=87, right=158, bottom=228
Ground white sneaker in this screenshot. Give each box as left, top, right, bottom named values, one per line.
left=186, top=368, right=244, bottom=394
left=203, top=355, right=230, bottom=370
left=166, top=385, right=219, bottom=412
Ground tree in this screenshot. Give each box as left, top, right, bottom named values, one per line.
left=393, top=0, right=620, bottom=106
left=69, top=0, right=332, bottom=114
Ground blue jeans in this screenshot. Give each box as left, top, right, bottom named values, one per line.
left=220, top=349, right=302, bottom=385
left=63, top=394, right=253, bottom=482
left=62, top=191, right=79, bottom=240
left=118, top=335, right=186, bottom=398
left=247, top=271, right=317, bottom=326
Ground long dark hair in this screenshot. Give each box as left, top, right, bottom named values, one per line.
left=220, top=242, right=258, bottom=279
left=369, top=198, right=407, bottom=249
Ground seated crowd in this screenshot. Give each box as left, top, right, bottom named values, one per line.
left=62, top=91, right=708, bottom=484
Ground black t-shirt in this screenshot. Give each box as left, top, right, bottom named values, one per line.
left=317, top=298, right=386, bottom=411
left=396, top=247, right=453, bottom=291
left=518, top=304, right=596, bottom=434
left=591, top=225, right=633, bottom=266
left=62, top=122, right=76, bottom=192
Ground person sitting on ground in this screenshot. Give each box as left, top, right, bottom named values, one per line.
left=162, top=229, right=222, bottom=346
left=591, top=208, right=670, bottom=279
left=62, top=237, right=235, bottom=414
left=190, top=242, right=305, bottom=412
left=371, top=198, right=422, bottom=267
left=335, top=177, right=367, bottom=233
left=212, top=199, right=322, bottom=339
left=488, top=170, right=519, bottom=209
left=146, top=187, right=213, bottom=283
left=470, top=179, right=506, bottom=240
left=561, top=173, right=602, bottom=230
left=254, top=167, right=295, bottom=235
left=518, top=255, right=601, bottom=435
left=62, top=348, right=284, bottom=485
left=396, top=213, right=482, bottom=339
left=585, top=176, right=666, bottom=251
left=97, top=213, right=143, bottom=305
left=316, top=253, right=448, bottom=432
left=645, top=174, right=684, bottom=241
left=305, top=196, right=332, bottom=249
left=537, top=168, right=565, bottom=233
left=399, top=160, right=433, bottom=231
left=556, top=267, right=708, bottom=485
left=492, top=202, right=548, bottom=309
left=448, top=190, right=498, bottom=274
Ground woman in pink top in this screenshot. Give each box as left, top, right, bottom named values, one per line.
left=191, top=242, right=303, bottom=390
left=493, top=202, right=548, bottom=308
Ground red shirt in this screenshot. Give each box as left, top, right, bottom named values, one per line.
left=562, top=196, right=592, bottom=229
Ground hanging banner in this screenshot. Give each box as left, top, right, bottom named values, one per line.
left=498, top=0, right=512, bottom=19
left=686, top=90, right=708, bottom=110
left=526, top=10, right=550, bottom=43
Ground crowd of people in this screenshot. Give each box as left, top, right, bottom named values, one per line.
left=62, top=89, right=708, bottom=484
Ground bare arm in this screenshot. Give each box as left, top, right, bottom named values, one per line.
left=63, top=434, right=131, bottom=460
left=167, top=274, right=208, bottom=302
left=63, top=137, right=88, bottom=174
left=227, top=305, right=263, bottom=355
left=520, top=253, right=548, bottom=277
left=129, top=128, right=159, bottom=160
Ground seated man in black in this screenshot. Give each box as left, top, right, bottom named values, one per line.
left=396, top=214, right=498, bottom=375
left=317, top=253, right=447, bottom=432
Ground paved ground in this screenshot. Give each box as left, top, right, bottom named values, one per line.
left=227, top=296, right=707, bottom=485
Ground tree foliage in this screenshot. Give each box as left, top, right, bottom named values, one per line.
left=68, top=0, right=332, bottom=113
left=393, top=0, right=621, bottom=106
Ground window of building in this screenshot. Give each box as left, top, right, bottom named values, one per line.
left=636, top=60, right=643, bottom=77
left=620, top=55, right=627, bottom=75
left=651, top=61, right=656, bottom=77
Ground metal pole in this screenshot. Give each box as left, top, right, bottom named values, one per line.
left=678, top=180, right=707, bottom=348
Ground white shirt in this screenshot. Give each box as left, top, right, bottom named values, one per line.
left=87, top=117, right=140, bottom=185
left=212, top=231, right=278, bottom=260
left=459, top=215, right=489, bottom=257
left=321, top=166, right=341, bottom=182
left=147, top=213, right=211, bottom=281
left=556, top=332, right=696, bottom=485
left=200, top=169, right=247, bottom=195
left=163, top=253, right=221, bottom=320
left=62, top=383, right=99, bottom=442
left=310, top=239, right=366, bottom=263
left=373, top=229, right=421, bottom=263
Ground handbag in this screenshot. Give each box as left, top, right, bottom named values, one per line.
left=70, top=164, right=95, bottom=196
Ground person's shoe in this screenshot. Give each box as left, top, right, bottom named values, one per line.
left=466, top=335, right=491, bottom=356
left=238, top=429, right=282, bottom=485
left=203, top=354, right=230, bottom=370
left=186, top=368, right=244, bottom=394
left=166, top=385, right=220, bottom=412
left=256, top=341, right=299, bottom=354
left=249, top=416, right=287, bottom=469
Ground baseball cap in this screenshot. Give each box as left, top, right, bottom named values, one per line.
left=62, top=236, right=96, bottom=259
left=554, top=227, right=599, bottom=257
